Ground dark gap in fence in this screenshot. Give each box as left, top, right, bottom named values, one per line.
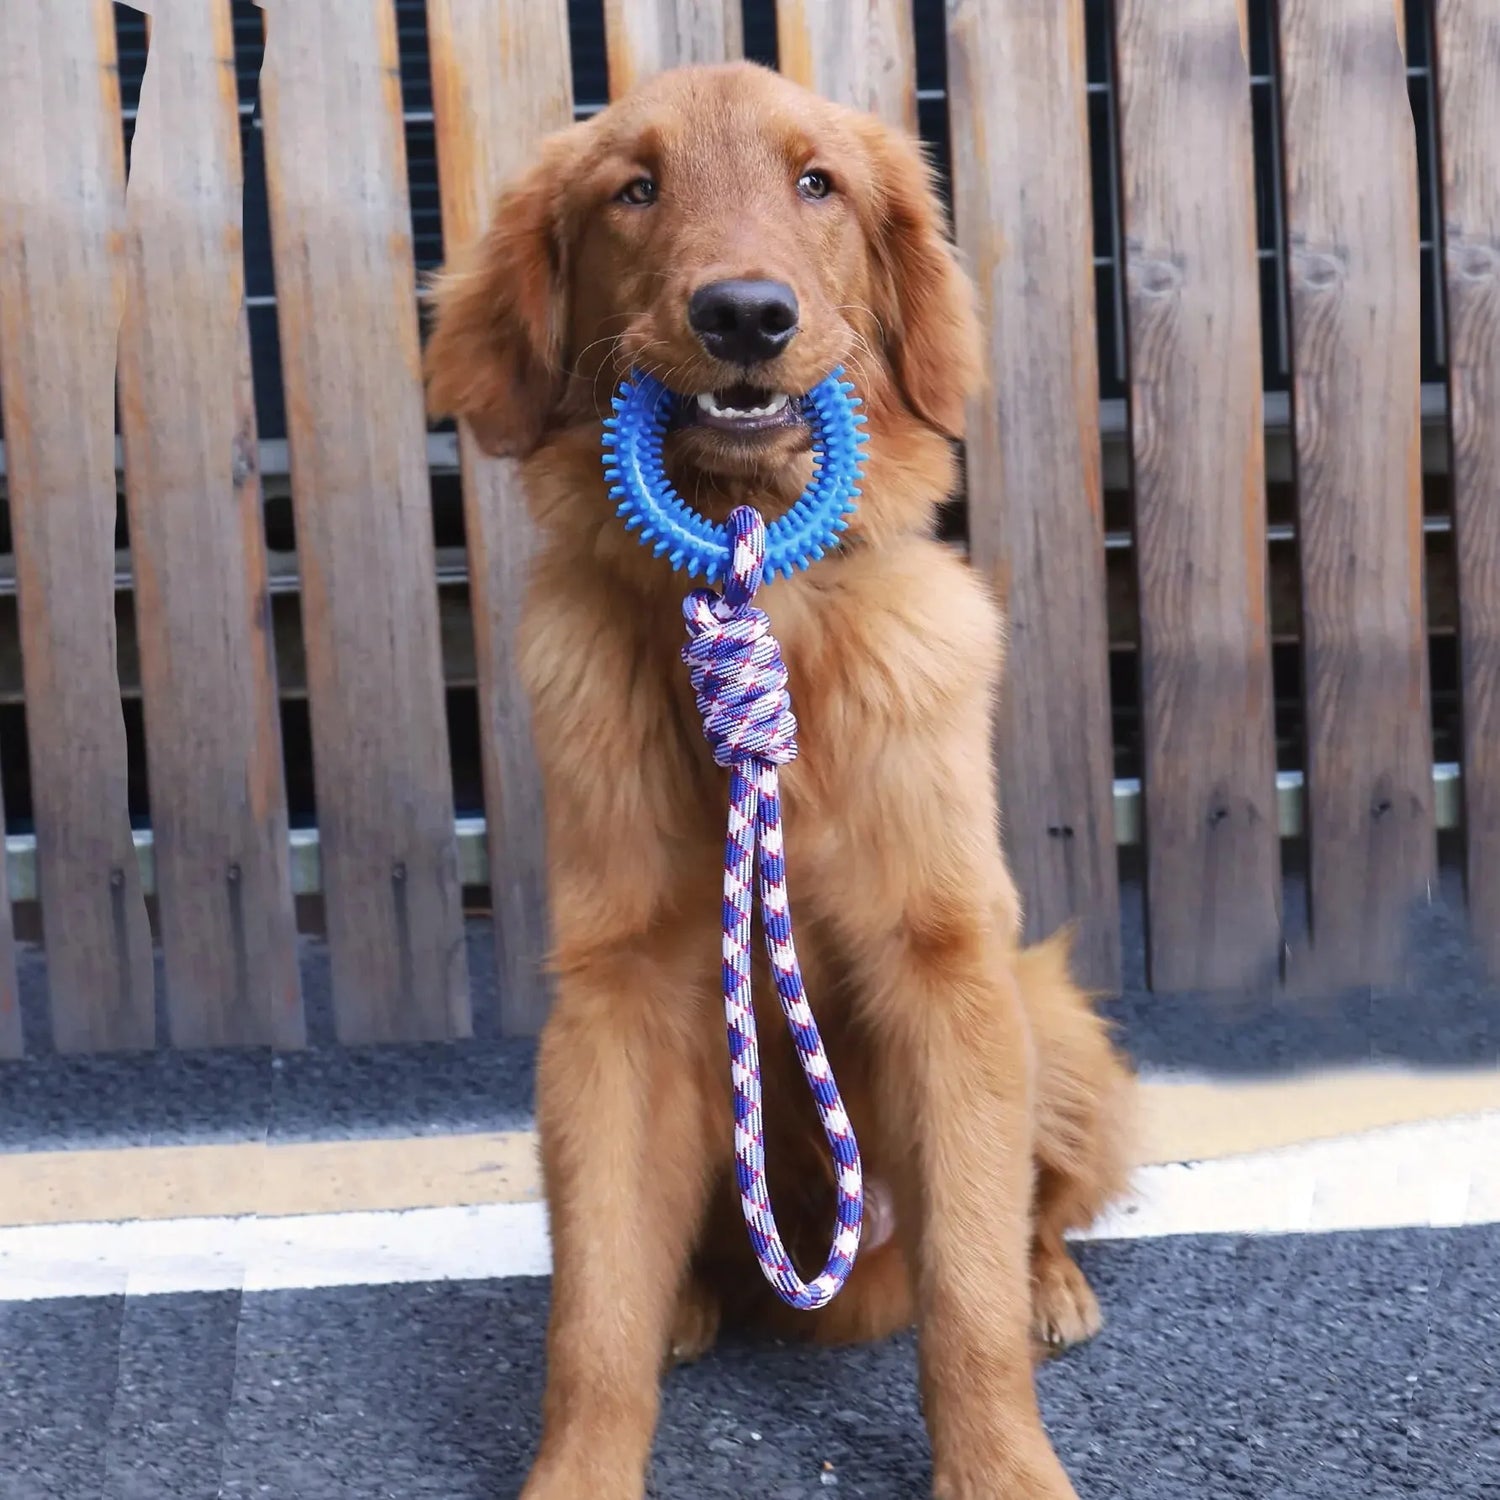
left=1410, top=5, right=1446, bottom=381
left=447, top=688, right=485, bottom=821
left=909, top=0, right=961, bottom=548
left=262, top=497, right=295, bottom=555
left=114, top=4, right=147, bottom=112
left=741, top=0, right=777, bottom=69
left=1089, top=0, right=1128, bottom=402
left=1097, top=0, right=1141, bottom=803
left=911, top=0, right=952, bottom=208
left=1109, top=652, right=1138, bottom=783
left=122, top=694, right=148, bottom=829
left=281, top=699, right=316, bottom=832
left=0, top=704, right=27, bottom=836
left=569, top=0, right=608, bottom=107
left=393, top=2, right=458, bottom=451
left=1265, top=0, right=1312, bottom=959
left=228, top=7, right=282, bottom=445
left=115, top=3, right=146, bottom=464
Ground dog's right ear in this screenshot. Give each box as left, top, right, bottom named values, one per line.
left=424, top=127, right=585, bottom=458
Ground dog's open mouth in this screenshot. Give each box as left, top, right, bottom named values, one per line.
left=676, top=382, right=804, bottom=435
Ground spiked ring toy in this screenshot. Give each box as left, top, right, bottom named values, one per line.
left=602, top=368, right=869, bottom=582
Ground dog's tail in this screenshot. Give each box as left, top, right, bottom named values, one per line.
left=1014, top=928, right=1137, bottom=1233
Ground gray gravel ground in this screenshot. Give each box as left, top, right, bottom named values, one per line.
left=1, top=1226, right=1496, bottom=1498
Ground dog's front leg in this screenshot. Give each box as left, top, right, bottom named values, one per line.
left=866, top=928, right=1078, bottom=1500
left=521, top=949, right=720, bottom=1500
left=818, top=726, right=1079, bottom=1499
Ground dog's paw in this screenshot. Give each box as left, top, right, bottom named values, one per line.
left=934, top=1445, right=1080, bottom=1500
left=666, top=1278, right=721, bottom=1366
left=1030, top=1243, right=1102, bottom=1356
left=519, top=1462, right=639, bottom=1500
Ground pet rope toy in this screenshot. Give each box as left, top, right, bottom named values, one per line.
left=602, top=370, right=867, bottom=1310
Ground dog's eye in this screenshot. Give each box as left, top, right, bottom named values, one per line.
left=796, top=169, right=832, bottom=201
left=617, top=176, right=657, bottom=207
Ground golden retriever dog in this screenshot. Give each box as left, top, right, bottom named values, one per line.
left=425, top=61, right=1134, bottom=1500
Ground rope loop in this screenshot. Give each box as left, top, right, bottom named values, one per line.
left=681, top=504, right=863, bottom=1312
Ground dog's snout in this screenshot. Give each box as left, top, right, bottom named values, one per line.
left=688, top=279, right=799, bottom=364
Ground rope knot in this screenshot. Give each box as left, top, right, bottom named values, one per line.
left=681, top=506, right=798, bottom=768
left=682, top=596, right=798, bottom=767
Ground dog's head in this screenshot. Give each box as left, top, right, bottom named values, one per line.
left=424, top=62, right=981, bottom=496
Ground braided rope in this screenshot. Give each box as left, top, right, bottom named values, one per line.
left=682, top=505, right=863, bottom=1310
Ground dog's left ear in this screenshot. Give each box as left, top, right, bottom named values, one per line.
left=423, top=124, right=588, bottom=458
left=859, top=120, right=984, bottom=440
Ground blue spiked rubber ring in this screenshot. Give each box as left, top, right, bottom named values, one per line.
left=602, top=369, right=868, bottom=582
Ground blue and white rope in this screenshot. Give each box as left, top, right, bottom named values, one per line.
left=682, top=505, right=863, bottom=1310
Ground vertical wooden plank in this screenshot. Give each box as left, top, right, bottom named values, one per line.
left=118, top=0, right=302, bottom=1048
left=1276, top=0, right=1433, bottom=987
left=1113, top=0, right=1281, bottom=990
left=0, top=0, right=155, bottom=1052
left=427, top=0, right=571, bottom=1034
left=777, top=0, right=917, bottom=130
left=947, top=0, right=1122, bottom=991
left=259, top=0, right=470, bottom=1042
left=604, top=0, right=741, bottom=96
left=1434, top=2, right=1500, bottom=973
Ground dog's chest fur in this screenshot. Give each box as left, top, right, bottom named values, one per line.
left=633, top=536, right=1004, bottom=851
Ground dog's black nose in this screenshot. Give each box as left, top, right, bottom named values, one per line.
left=688, top=279, right=799, bottom=364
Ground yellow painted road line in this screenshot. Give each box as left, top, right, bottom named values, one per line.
left=0, top=1131, right=541, bottom=1227
left=1138, top=1065, right=1500, bottom=1165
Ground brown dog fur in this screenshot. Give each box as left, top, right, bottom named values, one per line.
left=425, top=62, right=1135, bottom=1500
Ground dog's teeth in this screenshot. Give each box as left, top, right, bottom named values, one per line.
left=695, top=391, right=790, bottom=422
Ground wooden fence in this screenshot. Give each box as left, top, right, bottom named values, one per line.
left=0, top=0, right=1493, bottom=1055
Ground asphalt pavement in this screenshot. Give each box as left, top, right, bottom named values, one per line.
left=2, top=1225, right=1496, bottom=1498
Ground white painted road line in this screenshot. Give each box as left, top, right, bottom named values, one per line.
left=0, top=1202, right=553, bottom=1302
left=0, top=1112, right=1494, bottom=1303
left=1079, top=1111, right=1499, bottom=1241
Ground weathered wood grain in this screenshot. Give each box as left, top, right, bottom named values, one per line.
left=427, top=0, right=572, bottom=1033
left=604, top=0, right=741, bottom=95
left=1276, top=0, right=1433, bottom=987
left=119, top=0, right=302, bottom=1048
left=777, top=0, right=916, bottom=129
left=1434, top=2, right=1500, bottom=973
left=0, top=0, right=155, bottom=1051
left=947, top=0, right=1121, bottom=990
left=259, top=0, right=469, bottom=1042
left=1114, top=0, right=1280, bottom=990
